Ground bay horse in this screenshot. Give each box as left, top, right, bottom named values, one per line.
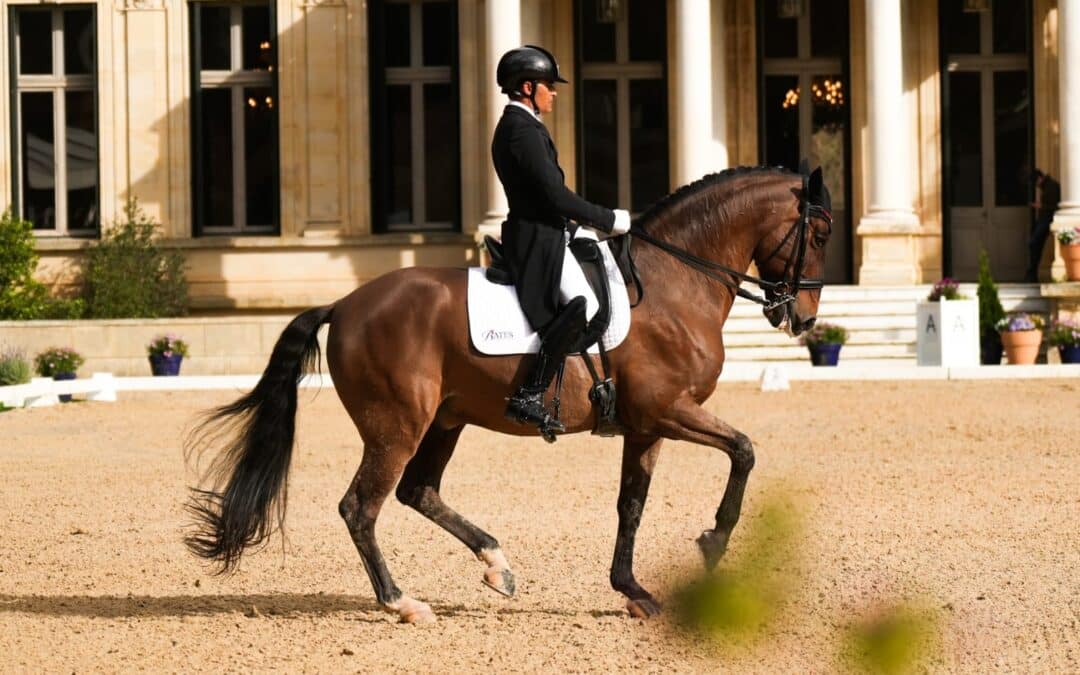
left=185, top=165, right=833, bottom=624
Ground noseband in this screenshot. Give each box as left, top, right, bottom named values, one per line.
left=628, top=178, right=830, bottom=311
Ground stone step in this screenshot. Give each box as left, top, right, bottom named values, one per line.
left=725, top=343, right=916, bottom=361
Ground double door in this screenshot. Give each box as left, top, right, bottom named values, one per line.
left=942, top=1, right=1032, bottom=281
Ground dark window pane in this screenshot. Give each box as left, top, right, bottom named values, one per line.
left=810, top=75, right=845, bottom=209
left=993, top=70, right=1030, bottom=207
left=386, top=85, right=412, bottom=225
left=580, top=0, right=616, bottom=63
left=21, top=92, right=56, bottom=230
left=18, top=10, right=53, bottom=75
left=65, top=90, right=98, bottom=231
left=581, top=79, right=618, bottom=206
left=200, top=88, right=234, bottom=226
left=242, top=5, right=273, bottom=71
left=199, top=5, right=232, bottom=70
left=422, top=1, right=453, bottom=67
left=761, top=1, right=797, bottom=59
left=385, top=3, right=411, bottom=67
left=992, top=0, right=1027, bottom=54
left=244, top=87, right=277, bottom=226
left=947, top=71, right=982, bottom=206
left=941, top=1, right=980, bottom=55
left=628, top=0, right=665, bottom=62
left=64, top=8, right=95, bottom=75
left=764, top=75, right=799, bottom=172
left=629, top=79, right=668, bottom=213
left=810, top=0, right=848, bottom=59
left=423, top=83, right=456, bottom=224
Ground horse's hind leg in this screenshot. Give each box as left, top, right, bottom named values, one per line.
left=657, top=396, right=755, bottom=570
left=396, top=424, right=517, bottom=597
left=339, top=446, right=436, bottom=624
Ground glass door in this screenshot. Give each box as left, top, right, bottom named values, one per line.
left=941, top=0, right=1032, bottom=281
left=758, top=0, right=851, bottom=283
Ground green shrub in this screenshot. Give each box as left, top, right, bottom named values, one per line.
left=83, top=199, right=188, bottom=318
left=976, top=250, right=1005, bottom=342
left=34, top=347, right=85, bottom=377
left=0, top=347, right=32, bottom=385
left=0, top=211, right=84, bottom=320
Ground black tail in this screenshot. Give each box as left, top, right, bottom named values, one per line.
left=184, top=305, right=333, bottom=573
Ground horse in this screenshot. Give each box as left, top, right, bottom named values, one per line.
left=185, top=165, right=833, bottom=624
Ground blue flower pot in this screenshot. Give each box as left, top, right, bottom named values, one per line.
left=808, top=343, right=842, bottom=366
left=53, top=371, right=77, bottom=402
left=149, top=353, right=183, bottom=376
left=1059, top=345, right=1080, bottom=364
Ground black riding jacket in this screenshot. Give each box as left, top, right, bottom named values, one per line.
left=492, top=103, right=615, bottom=332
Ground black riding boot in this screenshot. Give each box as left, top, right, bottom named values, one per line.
left=506, top=297, right=587, bottom=437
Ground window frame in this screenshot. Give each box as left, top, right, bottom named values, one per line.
left=368, top=0, right=461, bottom=233
left=190, top=0, right=280, bottom=236
left=574, top=0, right=668, bottom=214
left=9, top=4, right=99, bottom=237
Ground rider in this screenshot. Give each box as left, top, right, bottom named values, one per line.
left=492, top=45, right=631, bottom=435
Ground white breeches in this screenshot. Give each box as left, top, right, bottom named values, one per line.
left=561, top=230, right=600, bottom=321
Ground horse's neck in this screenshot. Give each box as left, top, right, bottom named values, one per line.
left=635, top=183, right=766, bottom=316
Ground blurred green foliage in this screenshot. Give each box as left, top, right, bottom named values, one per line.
left=840, top=602, right=942, bottom=674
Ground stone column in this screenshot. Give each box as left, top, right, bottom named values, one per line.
left=475, top=0, right=521, bottom=247
left=1052, top=0, right=1080, bottom=278
left=855, top=0, right=921, bottom=284
left=672, top=0, right=727, bottom=186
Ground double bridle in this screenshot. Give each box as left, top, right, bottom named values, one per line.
left=627, top=181, right=830, bottom=311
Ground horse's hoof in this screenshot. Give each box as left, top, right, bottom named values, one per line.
left=626, top=597, right=663, bottom=619
left=696, top=529, right=729, bottom=570
left=482, top=567, right=516, bottom=597
left=387, top=597, right=436, bottom=625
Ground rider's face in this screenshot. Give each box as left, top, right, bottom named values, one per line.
left=524, top=80, right=557, bottom=115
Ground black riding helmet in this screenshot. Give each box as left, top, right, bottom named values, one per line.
left=496, top=45, right=568, bottom=98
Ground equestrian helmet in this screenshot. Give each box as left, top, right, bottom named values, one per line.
left=496, top=45, right=568, bottom=95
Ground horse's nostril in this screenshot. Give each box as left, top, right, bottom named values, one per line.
left=802, top=317, right=816, bottom=332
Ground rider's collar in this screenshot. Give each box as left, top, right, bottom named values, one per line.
left=508, top=100, right=541, bottom=119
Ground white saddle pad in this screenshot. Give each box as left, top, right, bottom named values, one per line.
left=468, top=241, right=631, bottom=355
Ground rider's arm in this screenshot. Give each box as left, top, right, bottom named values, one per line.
left=509, top=124, right=629, bottom=234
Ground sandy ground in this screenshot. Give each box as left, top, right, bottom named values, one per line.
left=1, top=379, right=1077, bottom=673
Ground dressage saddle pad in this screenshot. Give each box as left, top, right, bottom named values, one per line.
left=467, top=240, right=631, bottom=356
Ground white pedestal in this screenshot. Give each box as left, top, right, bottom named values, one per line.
left=916, top=299, right=980, bottom=366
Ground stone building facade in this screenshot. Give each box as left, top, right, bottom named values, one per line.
left=2, top=0, right=1077, bottom=312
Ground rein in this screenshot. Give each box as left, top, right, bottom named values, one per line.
left=626, top=186, right=830, bottom=311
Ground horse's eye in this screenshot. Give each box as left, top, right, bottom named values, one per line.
left=812, top=232, right=828, bottom=248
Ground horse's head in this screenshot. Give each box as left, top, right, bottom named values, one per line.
left=754, top=166, right=832, bottom=336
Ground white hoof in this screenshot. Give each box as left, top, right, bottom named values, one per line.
left=385, top=596, right=436, bottom=624
left=479, top=548, right=517, bottom=597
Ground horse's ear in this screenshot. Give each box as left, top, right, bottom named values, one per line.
left=808, top=166, right=823, bottom=197
left=798, top=159, right=810, bottom=176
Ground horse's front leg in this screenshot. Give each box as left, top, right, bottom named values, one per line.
left=657, top=396, right=755, bottom=570
left=611, top=435, right=664, bottom=618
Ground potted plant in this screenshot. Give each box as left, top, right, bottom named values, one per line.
left=1058, top=227, right=1080, bottom=282
left=976, top=250, right=1005, bottom=365
left=996, top=313, right=1044, bottom=365
left=34, top=347, right=85, bottom=402
left=1046, top=318, right=1080, bottom=364
left=915, top=277, right=978, bottom=366
left=147, top=334, right=189, bottom=376
left=799, top=321, right=848, bottom=366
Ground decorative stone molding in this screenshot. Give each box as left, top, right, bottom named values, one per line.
left=116, top=0, right=167, bottom=11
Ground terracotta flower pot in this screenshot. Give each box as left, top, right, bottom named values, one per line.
left=1063, top=243, right=1080, bottom=282
left=1000, top=330, right=1041, bottom=365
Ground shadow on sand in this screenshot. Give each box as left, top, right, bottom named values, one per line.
left=0, top=593, right=626, bottom=621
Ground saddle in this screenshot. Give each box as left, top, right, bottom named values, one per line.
left=483, top=233, right=634, bottom=436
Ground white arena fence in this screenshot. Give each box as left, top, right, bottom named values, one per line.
left=1, top=364, right=1077, bottom=409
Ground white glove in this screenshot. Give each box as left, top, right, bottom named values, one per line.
left=611, top=209, right=631, bottom=236
left=572, top=227, right=599, bottom=241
